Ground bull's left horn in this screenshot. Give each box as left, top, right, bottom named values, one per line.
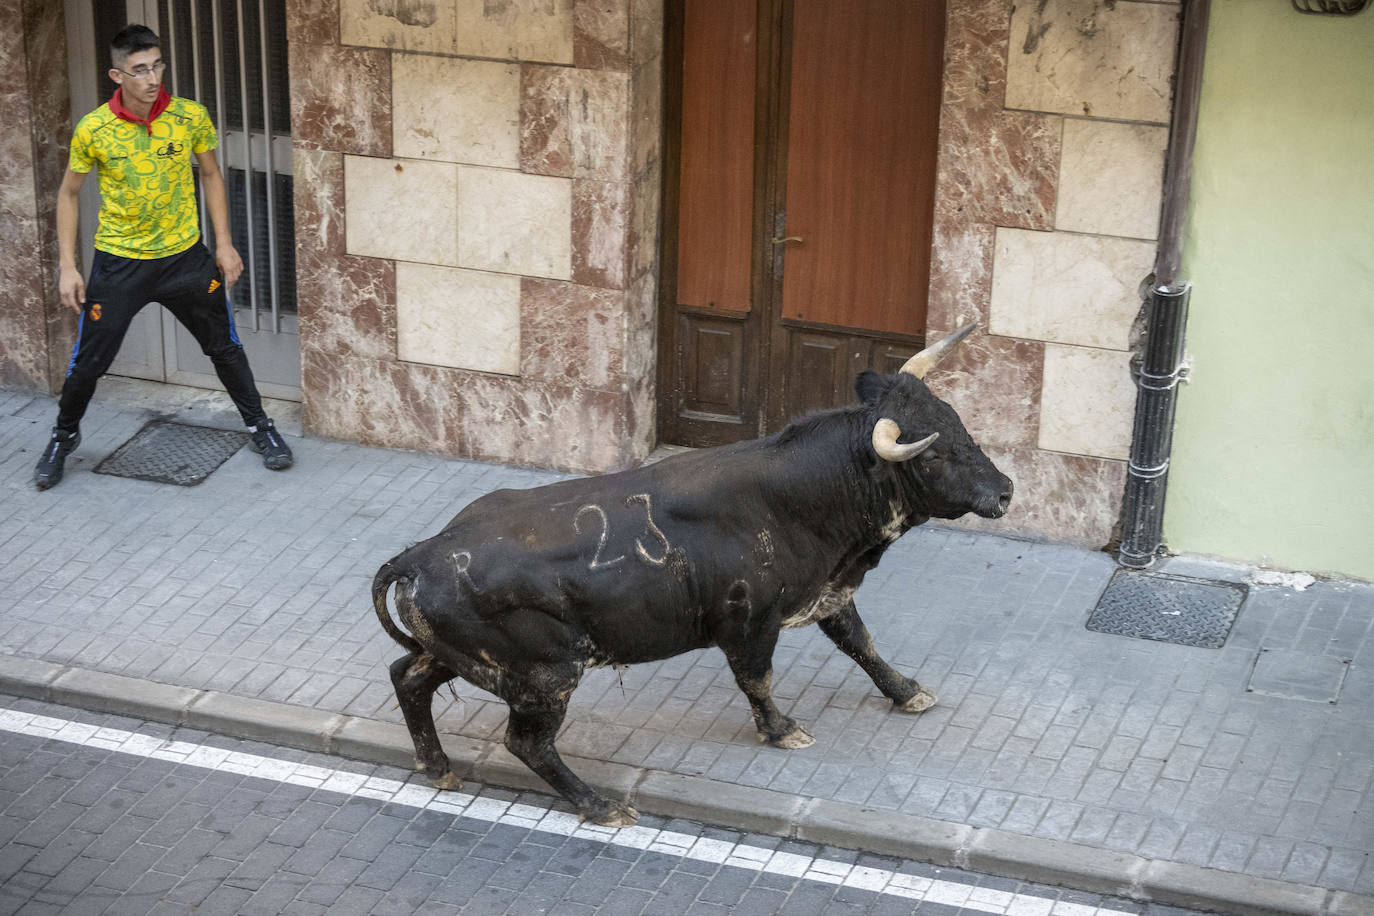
left=899, top=322, right=978, bottom=379
left=872, top=418, right=938, bottom=462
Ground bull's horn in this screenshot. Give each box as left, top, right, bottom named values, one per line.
left=899, top=322, right=978, bottom=379
left=872, top=418, right=938, bottom=462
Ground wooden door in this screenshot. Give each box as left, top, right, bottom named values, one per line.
left=659, top=0, right=945, bottom=447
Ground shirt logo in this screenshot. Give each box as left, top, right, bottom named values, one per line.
left=155, top=141, right=185, bottom=159
left=90, top=303, right=102, bottom=321
left=208, top=279, right=221, bottom=294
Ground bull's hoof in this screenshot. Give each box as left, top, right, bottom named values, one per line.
left=431, top=770, right=464, bottom=791
left=896, top=687, right=937, bottom=714
left=584, top=802, right=639, bottom=828
left=765, top=724, right=815, bottom=750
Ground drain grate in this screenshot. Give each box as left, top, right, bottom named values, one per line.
left=1087, top=570, right=1248, bottom=648
left=94, top=419, right=249, bottom=486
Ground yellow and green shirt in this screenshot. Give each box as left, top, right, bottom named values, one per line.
left=68, top=95, right=218, bottom=259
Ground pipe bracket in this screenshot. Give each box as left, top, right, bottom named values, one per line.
left=1128, top=458, right=1171, bottom=479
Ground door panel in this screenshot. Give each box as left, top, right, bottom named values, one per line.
left=675, top=0, right=757, bottom=313
left=661, top=0, right=944, bottom=447
left=779, top=0, right=944, bottom=335
left=678, top=313, right=747, bottom=422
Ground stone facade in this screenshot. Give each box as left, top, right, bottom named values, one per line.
left=0, top=0, right=1178, bottom=548
left=288, top=0, right=660, bottom=474
left=929, top=0, right=1177, bottom=547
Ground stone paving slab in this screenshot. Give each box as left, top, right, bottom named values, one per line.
left=2, top=384, right=1373, bottom=907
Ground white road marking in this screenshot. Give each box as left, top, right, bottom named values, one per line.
left=0, top=706, right=1139, bottom=915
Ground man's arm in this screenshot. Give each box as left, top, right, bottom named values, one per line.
left=195, top=149, right=243, bottom=288
left=56, top=168, right=88, bottom=313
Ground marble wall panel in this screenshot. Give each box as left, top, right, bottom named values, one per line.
left=575, top=0, right=630, bottom=71
left=298, top=254, right=397, bottom=361
left=345, top=156, right=459, bottom=265
left=1038, top=344, right=1133, bottom=460
left=927, top=216, right=995, bottom=333
left=0, top=0, right=51, bottom=391
left=397, top=264, right=521, bottom=374
left=622, top=270, right=657, bottom=385
left=393, top=55, right=519, bottom=168
left=926, top=331, right=1043, bottom=451
left=341, top=0, right=457, bottom=54
left=630, top=57, right=662, bottom=182
left=520, top=277, right=625, bottom=390
left=286, top=0, right=339, bottom=45
left=952, top=446, right=1127, bottom=549
left=989, top=228, right=1151, bottom=350
left=24, top=0, right=74, bottom=390
left=290, top=42, right=391, bottom=156
left=302, top=350, right=468, bottom=452
left=1057, top=119, right=1167, bottom=240
left=454, top=376, right=627, bottom=472
left=303, top=351, right=629, bottom=473
left=573, top=178, right=629, bottom=290
left=457, top=166, right=571, bottom=279
left=1005, top=0, right=1179, bottom=123
left=294, top=148, right=346, bottom=263
left=628, top=158, right=661, bottom=280
left=521, top=65, right=630, bottom=181
left=454, top=0, right=574, bottom=64
left=943, top=0, right=1011, bottom=111
left=629, top=0, right=663, bottom=68
left=935, top=105, right=1061, bottom=231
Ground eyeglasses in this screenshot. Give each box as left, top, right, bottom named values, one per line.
left=116, top=61, right=166, bottom=81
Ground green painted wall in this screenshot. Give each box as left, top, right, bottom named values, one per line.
left=1167, top=1, right=1374, bottom=580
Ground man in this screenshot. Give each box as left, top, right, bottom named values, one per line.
left=34, top=23, right=292, bottom=490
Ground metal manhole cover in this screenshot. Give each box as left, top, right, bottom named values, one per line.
left=94, top=419, right=249, bottom=486
left=1246, top=649, right=1351, bottom=704
left=1087, top=570, right=1248, bottom=648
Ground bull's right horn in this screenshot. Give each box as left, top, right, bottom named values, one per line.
left=872, top=418, right=938, bottom=462
left=899, top=322, right=977, bottom=379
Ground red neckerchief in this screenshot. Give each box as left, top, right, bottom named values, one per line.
left=109, top=86, right=171, bottom=135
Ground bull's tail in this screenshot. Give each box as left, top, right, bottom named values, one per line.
left=372, top=561, right=425, bottom=656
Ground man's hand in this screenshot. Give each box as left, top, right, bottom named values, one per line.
left=60, top=266, right=85, bottom=314
left=217, top=244, right=244, bottom=288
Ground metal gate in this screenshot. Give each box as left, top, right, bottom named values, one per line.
left=65, top=0, right=301, bottom=400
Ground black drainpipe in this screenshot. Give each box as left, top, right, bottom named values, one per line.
left=1117, top=0, right=1212, bottom=569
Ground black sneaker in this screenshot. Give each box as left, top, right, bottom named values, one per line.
left=34, top=428, right=81, bottom=490
left=249, top=419, right=293, bottom=470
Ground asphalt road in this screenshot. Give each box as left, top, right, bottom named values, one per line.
left=0, top=695, right=1211, bottom=915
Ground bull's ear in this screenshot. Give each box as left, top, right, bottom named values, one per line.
left=856, top=370, right=888, bottom=405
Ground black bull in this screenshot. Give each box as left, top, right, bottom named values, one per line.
left=373, top=323, right=1012, bottom=827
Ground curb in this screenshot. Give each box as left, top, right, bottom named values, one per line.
left=2, top=656, right=1369, bottom=916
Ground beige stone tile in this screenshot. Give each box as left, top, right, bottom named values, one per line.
left=457, top=166, right=572, bottom=280
left=1038, top=344, right=1134, bottom=460
left=393, top=55, right=520, bottom=168
left=989, top=228, right=1151, bottom=350
left=344, top=156, right=459, bottom=266
left=396, top=263, right=521, bottom=374
left=341, top=0, right=457, bottom=54
left=455, top=0, right=573, bottom=64
left=1005, top=0, right=1178, bottom=123
left=1057, top=119, right=1168, bottom=239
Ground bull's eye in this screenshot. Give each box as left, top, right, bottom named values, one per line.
left=919, top=452, right=944, bottom=473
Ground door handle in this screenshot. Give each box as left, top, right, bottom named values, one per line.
left=771, top=236, right=803, bottom=244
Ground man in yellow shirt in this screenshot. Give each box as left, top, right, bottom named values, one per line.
left=35, top=24, right=292, bottom=490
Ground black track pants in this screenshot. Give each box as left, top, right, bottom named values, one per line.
left=56, top=243, right=267, bottom=432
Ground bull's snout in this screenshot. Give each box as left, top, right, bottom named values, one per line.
left=979, top=475, right=1014, bottom=519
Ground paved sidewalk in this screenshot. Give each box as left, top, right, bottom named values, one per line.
left=2, top=382, right=1372, bottom=915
